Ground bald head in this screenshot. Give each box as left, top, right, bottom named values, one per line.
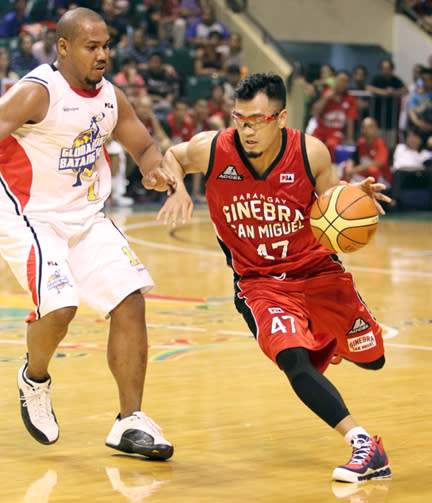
left=361, top=117, right=379, bottom=139
left=56, top=7, right=105, bottom=42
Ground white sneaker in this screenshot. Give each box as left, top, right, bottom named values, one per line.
left=106, top=412, right=173, bottom=460
left=17, top=363, right=59, bottom=444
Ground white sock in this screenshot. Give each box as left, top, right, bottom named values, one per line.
left=344, top=426, right=370, bottom=446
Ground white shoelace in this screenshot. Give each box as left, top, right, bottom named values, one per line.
left=349, top=438, right=373, bottom=464
left=21, top=385, right=54, bottom=424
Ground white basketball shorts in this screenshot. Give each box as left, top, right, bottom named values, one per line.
left=0, top=211, right=154, bottom=321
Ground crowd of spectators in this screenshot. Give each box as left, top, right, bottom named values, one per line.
left=0, top=0, right=431, bottom=210
left=302, top=55, right=432, bottom=210
left=0, top=0, right=244, bottom=205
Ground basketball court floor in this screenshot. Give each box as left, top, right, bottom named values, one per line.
left=0, top=205, right=431, bottom=503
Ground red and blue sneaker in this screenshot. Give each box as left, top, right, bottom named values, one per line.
left=332, top=434, right=391, bottom=482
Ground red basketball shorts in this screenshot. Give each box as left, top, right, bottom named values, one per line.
left=235, top=269, right=384, bottom=373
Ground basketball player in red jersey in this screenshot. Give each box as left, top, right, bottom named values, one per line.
left=158, top=73, right=392, bottom=482
left=0, top=8, right=178, bottom=459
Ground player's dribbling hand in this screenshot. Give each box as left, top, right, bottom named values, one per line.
left=353, top=176, right=392, bottom=215
left=142, top=166, right=178, bottom=193
left=157, top=187, right=194, bottom=227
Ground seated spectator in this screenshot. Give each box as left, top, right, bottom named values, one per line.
left=209, top=93, right=234, bottom=129
left=208, top=81, right=225, bottom=117
left=113, top=56, right=147, bottom=98
left=310, top=70, right=358, bottom=161
left=312, top=63, right=335, bottom=96
left=0, top=0, right=29, bottom=38
left=172, top=0, right=204, bottom=49
left=141, top=51, right=180, bottom=118
left=10, top=32, right=40, bottom=76
left=393, top=128, right=431, bottom=169
left=145, top=0, right=180, bottom=47
left=0, top=46, right=19, bottom=93
left=391, top=127, right=432, bottom=208
left=406, top=0, right=432, bottom=28
left=120, top=27, right=154, bottom=72
left=223, top=63, right=241, bottom=99
left=194, top=30, right=227, bottom=78
left=342, top=117, right=391, bottom=187
left=189, top=97, right=210, bottom=134
left=218, top=31, right=244, bottom=69
left=31, top=28, right=57, bottom=65
left=399, top=62, right=424, bottom=133
left=28, top=0, right=80, bottom=23
left=162, top=97, right=194, bottom=144
left=351, top=65, right=368, bottom=91
left=366, top=58, right=408, bottom=148
left=407, top=67, right=432, bottom=147
left=185, top=5, right=229, bottom=48
left=135, top=94, right=172, bottom=153
left=101, top=0, right=129, bottom=62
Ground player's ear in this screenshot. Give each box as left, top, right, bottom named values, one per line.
left=278, top=108, right=288, bottom=126
left=57, top=37, right=68, bottom=57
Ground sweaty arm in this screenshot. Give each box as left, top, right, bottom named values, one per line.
left=0, top=81, right=49, bottom=141
left=305, top=134, right=340, bottom=195
left=157, top=130, right=217, bottom=226
left=306, top=133, right=391, bottom=213
left=112, top=86, right=176, bottom=192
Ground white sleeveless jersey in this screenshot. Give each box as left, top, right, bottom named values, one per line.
left=0, top=64, right=118, bottom=224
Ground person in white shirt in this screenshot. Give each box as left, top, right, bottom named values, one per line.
left=391, top=128, right=432, bottom=208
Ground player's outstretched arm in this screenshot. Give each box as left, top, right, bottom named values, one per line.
left=306, top=135, right=391, bottom=215
left=306, top=134, right=340, bottom=195
left=157, top=131, right=216, bottom=227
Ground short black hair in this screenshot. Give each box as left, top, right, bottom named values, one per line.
left=233, top=72, right=286, bottom=108
left=421, top=67, right=432, bottom=76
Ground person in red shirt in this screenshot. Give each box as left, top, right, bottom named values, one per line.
left=343, top=117, right=391, bottom=186
left=311, top=70, right=358, bottom=160
left=162, top=97, right=194, bottom=144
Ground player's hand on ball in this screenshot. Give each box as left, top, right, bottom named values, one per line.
left=352, top=176, right=392, bottom=215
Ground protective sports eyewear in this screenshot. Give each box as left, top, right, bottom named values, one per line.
left=231, top=110, right=281, bottom=130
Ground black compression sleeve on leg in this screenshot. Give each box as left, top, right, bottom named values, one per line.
left=276, top=347, right=350, bottom=428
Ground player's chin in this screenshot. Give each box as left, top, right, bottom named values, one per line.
left=244, top=149, right=263, bottom=159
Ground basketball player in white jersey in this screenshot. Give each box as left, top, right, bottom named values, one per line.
left=0, top=8, right=179, bottom=459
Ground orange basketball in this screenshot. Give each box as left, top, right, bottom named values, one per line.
left=310, top=184, right=379, bottom=253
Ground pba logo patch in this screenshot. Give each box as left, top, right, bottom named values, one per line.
left=280, top=173, right=294, bottom=183
left=217, top=165, right=243, bottom=181
left=268, top=307, right=283, bottom=314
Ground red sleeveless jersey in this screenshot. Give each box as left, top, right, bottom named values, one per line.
left=205, top=127, right=334, bottom=277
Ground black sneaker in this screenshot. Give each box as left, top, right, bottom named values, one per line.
left=106, top=412, right=173, bottom=460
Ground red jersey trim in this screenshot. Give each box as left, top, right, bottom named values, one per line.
left=0, top=135, right=33, bottom=211
left=70, top=86, right=102, bottom=98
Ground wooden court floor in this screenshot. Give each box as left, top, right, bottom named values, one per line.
left=0, top=206, right=431, bottom=503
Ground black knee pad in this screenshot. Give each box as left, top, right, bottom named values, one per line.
left=276, top=347, right=312, bottom=382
